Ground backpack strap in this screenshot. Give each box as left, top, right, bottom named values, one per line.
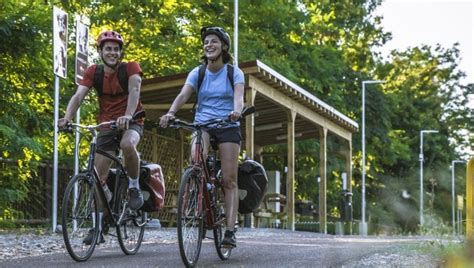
left=117, top=62, right=129, bottom=94
left=93, top=62, right=129, bottom=97
left=227, top=64, right=234, bottom=91
left=93, top=64, right=105, bottom=97
left=196, top=64, right=207, bottom=96
left=192, top=64, right=235, bottom=113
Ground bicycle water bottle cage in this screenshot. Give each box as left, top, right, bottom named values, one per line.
left=206, top=155, right=215, bottom=171
left=210, top=136, right=218, bottom=151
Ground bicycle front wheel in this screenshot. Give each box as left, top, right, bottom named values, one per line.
left=116, top=182, right=146, bottom=255
left=213, top=185, right=232, bottom=260
left=177, top=168, right=204, bottom=267
left=62, top=173, right=99, bottom=262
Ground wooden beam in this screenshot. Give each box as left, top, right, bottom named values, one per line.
left=248, top=76, right=352, bottom=141
left=141, top=78, right=186, bottom=92
left=142, top=104, right=194, bottom=110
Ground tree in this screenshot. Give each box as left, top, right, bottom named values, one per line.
left=0, top=1, right=53, bottom=211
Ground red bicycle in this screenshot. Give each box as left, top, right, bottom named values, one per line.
left=168, top=106, right=255, bottom=267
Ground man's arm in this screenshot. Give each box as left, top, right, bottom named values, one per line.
left=116, top=73, right=141, bottom=130
left=125, top=73, right=141, bottom=117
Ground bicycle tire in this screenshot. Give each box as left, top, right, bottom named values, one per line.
left=177, top=167, right=204, bottom=267
left=213, top=180, right=232, bottom=260
left=62, top=173, right=99, bottom=262
left=116, top=182, right=146, bottom=255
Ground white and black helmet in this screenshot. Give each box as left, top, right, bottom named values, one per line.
left=200, top=26, right=231, bottom=51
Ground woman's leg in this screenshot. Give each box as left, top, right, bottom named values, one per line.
left=219, top=142, right=240, bottom=230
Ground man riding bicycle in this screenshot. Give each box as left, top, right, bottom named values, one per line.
left=160, top=26, right=244, bottom=248
left=59, top=30, right=145, bottom=244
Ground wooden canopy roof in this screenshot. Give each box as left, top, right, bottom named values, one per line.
left=141, top=59, right=358, bottom=146
left=141, top=59, right=358, bottom=232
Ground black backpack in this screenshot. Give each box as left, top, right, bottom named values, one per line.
left=238, top=160, right=268, bottom=214
left=192, top=64, right=235, bottom=112
left=93, top=62, right=129, bottom=97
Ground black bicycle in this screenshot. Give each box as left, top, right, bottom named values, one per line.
left=168, top=106, right=255, bottom=267
left=60, top=111, right=147, bottom=262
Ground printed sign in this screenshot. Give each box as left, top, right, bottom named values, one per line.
left=457, top=195, right=464, bottom=210
left=53, top=6, right=68, bottom=78
left=75, top=20, right=89, bottom=85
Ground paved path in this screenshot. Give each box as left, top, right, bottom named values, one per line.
left=0, top=228, right=440, bottom=267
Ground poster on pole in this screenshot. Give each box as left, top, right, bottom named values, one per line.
left=53, top=6, right=68, bottom=78
left=75, top=20, right=89, bottom=85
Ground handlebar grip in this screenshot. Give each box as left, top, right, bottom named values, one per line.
left=58, top=123, right=73, bottom=133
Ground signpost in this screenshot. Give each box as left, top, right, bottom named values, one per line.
left=52, top=6, right=68, bottom=232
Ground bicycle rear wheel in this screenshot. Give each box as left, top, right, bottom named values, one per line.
left=116, top=182, right=146, bottom=255
left=177, top=168, right=204, bottom=267
left=213, top=184, right=232, bottom=260
left=62, top=173, right=99, bottom=262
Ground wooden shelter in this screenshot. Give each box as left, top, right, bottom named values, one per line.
left=140, top=59, right=358, bottom=232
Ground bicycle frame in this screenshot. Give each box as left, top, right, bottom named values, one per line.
left=71, top=122, right=136, bottom=227
left=191, top=128, right=224, bottom=230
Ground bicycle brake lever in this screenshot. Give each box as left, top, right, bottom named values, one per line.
left=110, top=122, right=118, bottom=129
left=58, top=123, right=73, bottom=133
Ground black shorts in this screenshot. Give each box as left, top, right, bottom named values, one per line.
left=206, top=127, right=241, bottom=147
left=96, top=123, right=143, bottom=151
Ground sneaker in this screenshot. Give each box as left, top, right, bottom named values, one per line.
left=221, top=230, right=236, bottom=248
left=128, top=187, right=144, bottom=210
left=83, top=229, right=105, bottom=245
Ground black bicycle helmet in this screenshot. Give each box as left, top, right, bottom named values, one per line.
left=200, top=26, right=231, bottom=51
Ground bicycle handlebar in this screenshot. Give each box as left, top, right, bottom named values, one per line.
left=59, top=110, right=146, bottom=133
left=168, top=106, right=255, bottom=131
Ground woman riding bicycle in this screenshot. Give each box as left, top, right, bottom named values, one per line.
left=160, top=26, right=244, bottom=247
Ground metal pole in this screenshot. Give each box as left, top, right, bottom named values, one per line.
left=419, top=130, right=438, bottom=227
left=233, top=0, right=238, bottom=64
left=360, top=80, right=384, bottom=236
left=52, top=75, right=60, bottom=232
left=361, top=81, right=366, bottom=234
left=419, top=131, right=424, bottom=227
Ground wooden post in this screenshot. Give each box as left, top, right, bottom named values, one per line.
left=344, top=139, right=353, bottom=234
left=287, top=110, right=296, bottom=231
left=319, top=127, right=328, bottom=234
left=152, top=127, right=158, bottom=163
left=245, top=87, right=256, bottom=159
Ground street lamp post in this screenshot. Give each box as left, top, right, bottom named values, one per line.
left=360, top=80, right=385, bottom=236
left=419, top=129, right=438, bottom=227
left=451, top=160, right=466, bottom=235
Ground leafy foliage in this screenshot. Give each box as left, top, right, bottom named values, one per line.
left=0, top=1, right=471, bottom=232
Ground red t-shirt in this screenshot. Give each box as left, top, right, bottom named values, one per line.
left=80, top=62, right=144, bottom=123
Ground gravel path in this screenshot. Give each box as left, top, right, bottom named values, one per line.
left=0, top=227, right=443, bottom=266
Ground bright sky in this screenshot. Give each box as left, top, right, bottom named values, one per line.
left=374, top=0, right=473, bottom=85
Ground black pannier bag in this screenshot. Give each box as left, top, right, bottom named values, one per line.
left=238, top=159, right=268, bottom=214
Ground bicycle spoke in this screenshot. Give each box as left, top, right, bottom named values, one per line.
left=116, top=183, right=145, bottom=255
left=62, top=174, right=98, bottom=262
left=178, top=169, right=203, bottom=267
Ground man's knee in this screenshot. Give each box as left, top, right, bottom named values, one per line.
left=120, top=138, right=137, bottom=152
